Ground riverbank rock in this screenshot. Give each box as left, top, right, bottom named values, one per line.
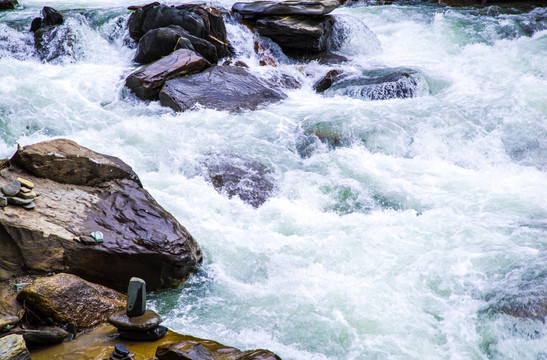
left=321, top=68, right=429, bottom=100
left=0, top=0, right=17, bottom=11
left=11, top=327, right=70, bottom=348
left=16, top=273, right=126, bottom=330
left=29, top=324, right=282, bottom=360
left=232, top=0, right=341, bottom=17
left=127, top=49, right=210, bottom=100
left=159, top=65, right=287, bottom=112
left=0, top=139, right=202, bottom=292
left=29, top=7, right=76, bottom=63
left=0, top=334, right=30, bottom=360
left=201, top=153, right=275, bottom=208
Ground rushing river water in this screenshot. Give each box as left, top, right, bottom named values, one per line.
left=1, top=0, right=547, bottom=359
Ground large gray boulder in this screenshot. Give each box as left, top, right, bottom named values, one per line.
left=158, top=65, right=287, bottom=112
left=0, top=139, right=202, bottom=291
left=127, top=49, right=210, bottom=100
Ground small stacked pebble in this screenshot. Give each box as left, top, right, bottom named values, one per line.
left=108, top=277, right=167, bottom=341
left=109, top=343, right=133, bottom=360
left=74, top=231, right=104, bottom=245
left=0, top=178, right=37, bottom=210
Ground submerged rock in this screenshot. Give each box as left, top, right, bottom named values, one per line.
left=254, top=15, right=335, bottom=54
left=1, top=139, right=202, bottom=291
left=232, top=0, right=341, bottom=18
left=323, top=68, right=429, bottom=100
left=17, top=273, right=126, bottom=330
left=0, top=334, right=30, bottom=360
left=201, top=153, right=275, bottom=208
left=159, top=65, right=287, bottom=112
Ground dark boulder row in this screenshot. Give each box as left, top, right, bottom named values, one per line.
left=201, top=153, right=276, bottom=208
left=0, top=139, right=202, bottom=292
left=158, top=65, right=287, bottom=112
left=232, top=0, right=341, bottom=18
left=254, top=15, right=336, bottom=54
left=322, top=68, right=430, bottom=100
left=126, top=49, right=211, bottom=100
left=0, top=0, right=17, bottom=11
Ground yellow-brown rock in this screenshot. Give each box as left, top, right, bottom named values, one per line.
left=16, top=273, right=126, bottom=330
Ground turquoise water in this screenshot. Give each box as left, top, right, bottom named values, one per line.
left=1, top=1, right=546, bottom=359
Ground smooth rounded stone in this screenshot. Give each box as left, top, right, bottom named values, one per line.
left=126, top=277, right=146, bottom=317
left=254, top=15, right=336, bottom=53
left=78, top=235, right=97, bottom=245
left=22, top=202, right=36, bottom=210
left=232, top=0, right=341, bottom=18
left=140, top=4, right=206, bottom=39
left=2, top=180, right=21, bottom=197
left=0, top=0, right=18, bottom=11
left=118, top=325, right=167, bottom=341
left=17, top=326, right=69, bottom=347
left=0, top=196, right=7, bottom=208
left=18, top=187, right=32, bottom=193
left=115, top=343, right=130, bottom=356
left=0, top=334, right=30, bottom=360
left=159, top=66, right=287, bottom=112
left=108, top=310, right=162, bottom=331
left=16, top=178, right=34, bottom=189
left=126, top=49, right=210, bottom=101
left=7, top=197, right=33, bottom=206
left=18, top=190, right=36, bottom=199
left=134, top=26, right=195, bottom=64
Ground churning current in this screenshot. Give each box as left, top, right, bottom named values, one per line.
left=1, top=0, right=546, bottom=359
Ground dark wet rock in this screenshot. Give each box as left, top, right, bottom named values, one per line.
left=1, top=139, right=202, bottom=291
left=126, top=277, right=146, bottom=317
left=34, top=25, right=77, bottom=63
left=313, top=69, right=343, bottom=92
left=201, top=153, right=275, bottom=208
left=159, top=65, right=287, bottom=112
left=108, top=310, right=162, bottom=331
left=0, top=0, right=17, bottom=11
left=134, top=26, right=195, bottom=64
left=0, top=315, right=19, bottom=329
left=14, top=327, right=69, bottom=348
left=127, top=49, right=210, bottom=100
left=292, top=51, right=348, bottom=65
left=232, top=0, right=341, bottom=18
left=22, top=202, right=36, bottom=210
left=41, top=7, right=64, bottom=27
left=128, top=3, right=206, bottom=41
left=11, top=139, right=141, bottom=187
left=1, top=180, right=20, bottom=197
left=156, top=342, right=215, bottom=360
left=236, top=349, right=282, bottom=360
left=324, top=68, right=429, bottom=100
left=115, top=343, right=130, bottom=356
left=254, top=15, right=335, bottom=54
left=6, top=197, right=32, bottom=206
left=17, top=273, right=126, bottom=330
left=30, top=17, right=42, bottom=32
left=78, top=235, right=97, bottom=245
left=118, top=325, right=167, bottom=341
left=0, top=334, right=30, bottom=360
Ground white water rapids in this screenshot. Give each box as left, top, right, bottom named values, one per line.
left=1, top=0, right=546, bottom=359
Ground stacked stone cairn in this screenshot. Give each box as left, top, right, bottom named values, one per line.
left=0, top=178, right=37, bottom=210
left=108, top=278, right=167, bottom=343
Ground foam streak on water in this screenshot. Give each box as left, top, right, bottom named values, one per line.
left=1, top=1, right=546, bottom=359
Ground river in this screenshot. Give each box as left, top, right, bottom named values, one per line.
left=1, top=0, right=546, bottom=359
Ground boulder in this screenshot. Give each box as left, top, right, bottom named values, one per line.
left=159, top=66, right=287, bottom=112
left=16, top=273, right=126, bottom=330
left=0, top=334, right=30, bottom=360
left=40, top=7, right=64, bottom=27
left=254, top=15, right=335, bottom=54
left=313, top=69, right=343, bottom=92
left=33, top=25, right=76, bottom=63
left=322, top=68, right=429, bottom=100
left=134, top=25, right=217, bottom=65
left=291, top=51, right=347, bottom=65
left=127, top=49, right=210, bottom=100
left=0, top=0, right=17, bottom=11
left=0, top=139, right=202, bottom=291
left=11, top=139, right=140, bottom=187
left=201, top=153, right=275, bottom=208
left=232, top=0, right=341, bottom=18
left=29, top=324, right=282, bottom=360
left=12, top=327, right=70, bottom=348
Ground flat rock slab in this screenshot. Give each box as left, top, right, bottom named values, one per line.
left=108, top=310, right=162, bottom=331
left=159, top=66, right=287, bottom=112
left=127, top=48, right=210, bottom=100
left=0, top=139, right=202, bottom=291
left=232, top=0, right=341, bottom=17
left=255, top=15, right=335, bottom=53
left=0, top=334, right=30, bottom=360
